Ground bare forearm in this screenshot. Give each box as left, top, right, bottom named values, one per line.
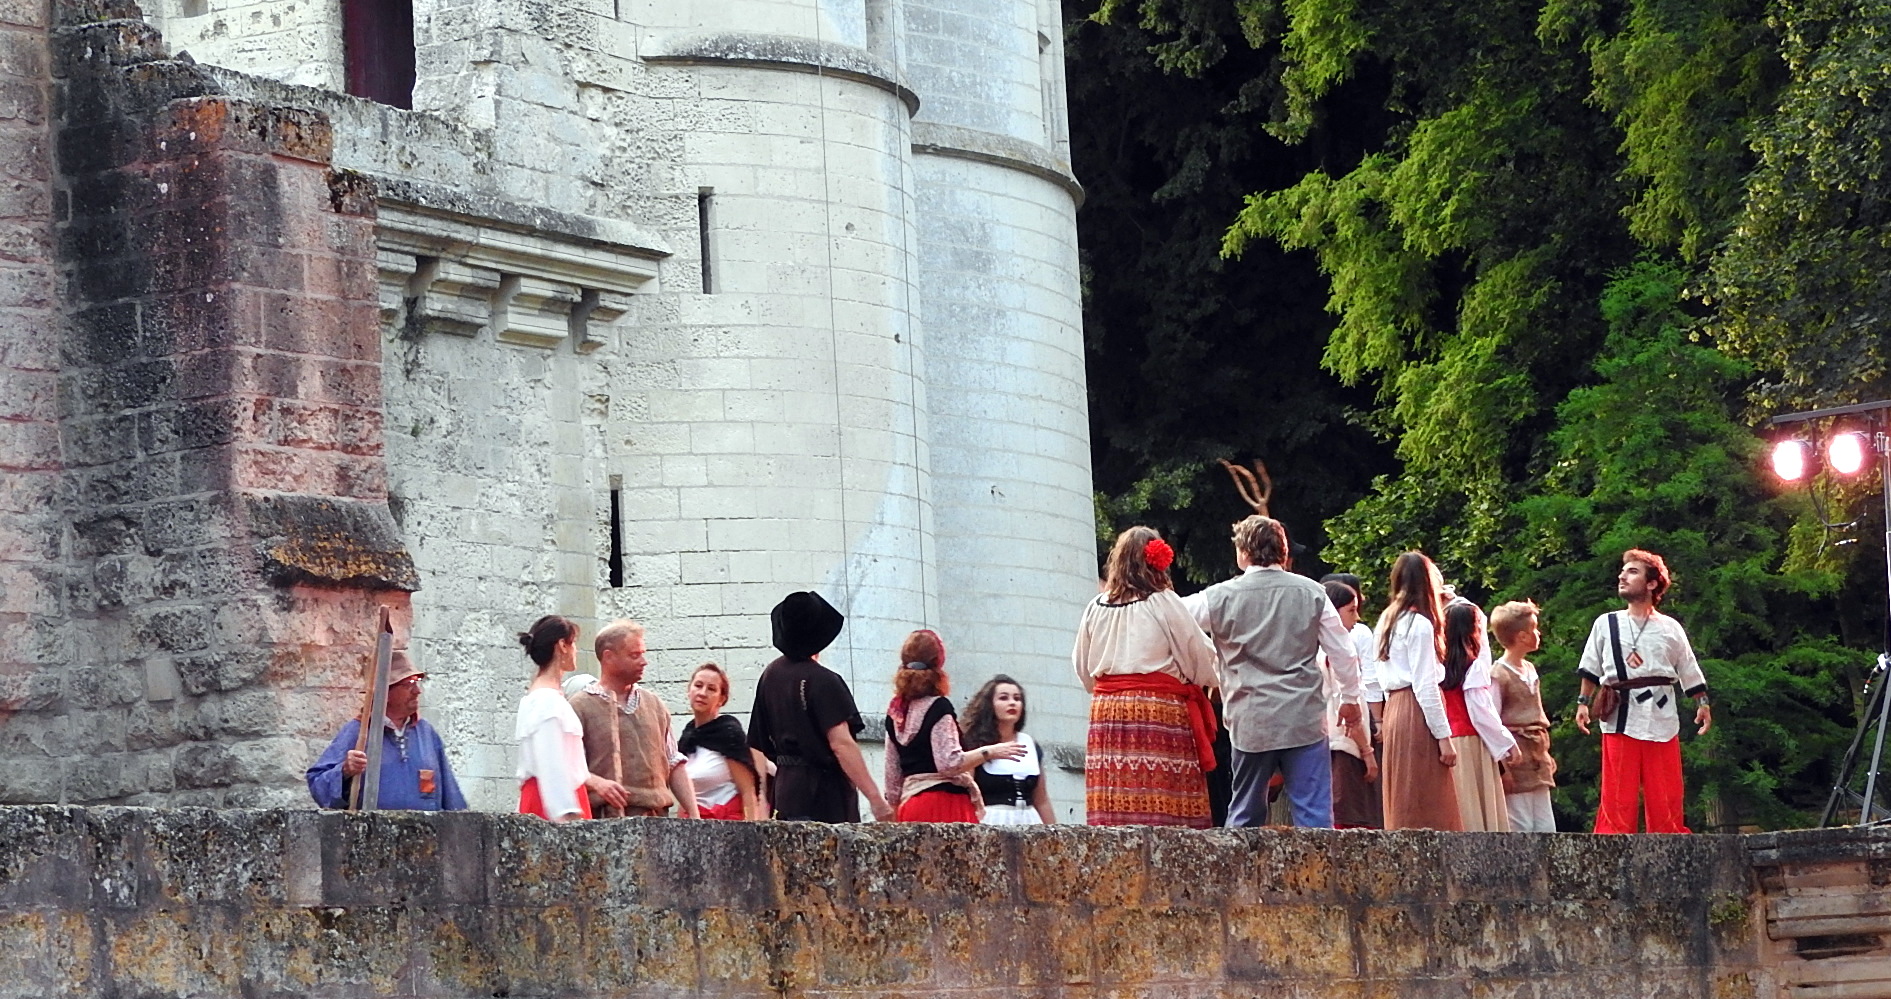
left=669, top=765, right=699, bottom=818
left=732, top=764, right=763, bottom=820
left=828, top=726, right=889, bottom=813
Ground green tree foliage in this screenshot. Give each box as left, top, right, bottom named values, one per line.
left=1709, top=0, right=1891, bottom=409
left=1066, top=10, right=1394, bottom=583
left=1069, top=0, right=1887, bottom=826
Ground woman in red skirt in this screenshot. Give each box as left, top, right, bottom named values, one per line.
left=679, top=663, right=764, bottom=819
left=514, top=615, right=592, bottom=821
left=883, top=629, right=1025, bottom=821
left=1072, top=527, right=1221, bottom=827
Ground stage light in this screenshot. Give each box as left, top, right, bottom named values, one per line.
left=1829, top=431, right=1869, bottom=476
left=1772, top=439, right=1812, bottom=482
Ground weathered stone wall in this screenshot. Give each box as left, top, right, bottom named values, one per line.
left=0, top=805, right=1805, bottom=998
left=0, top=0, right=417, bottom=806
left=0, top=0, right=65, bottom=798
left=1748, top=826, right=1891, bottom=998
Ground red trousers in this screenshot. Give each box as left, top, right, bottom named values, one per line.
left=1595, top=734, right=1688, bottom=834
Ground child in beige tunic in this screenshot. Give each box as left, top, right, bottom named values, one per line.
left=1490, top=601, right=1558, bottom=832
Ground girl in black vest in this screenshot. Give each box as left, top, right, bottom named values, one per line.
left=882, top=630, right=1024, bottom=821
left=962, top=674, right=1055, bottom=825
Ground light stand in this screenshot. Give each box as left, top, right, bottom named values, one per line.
left=1770, top=399, right=1891, bottom=827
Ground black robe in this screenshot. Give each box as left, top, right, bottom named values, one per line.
left=746, top=655, right=865, bottom=822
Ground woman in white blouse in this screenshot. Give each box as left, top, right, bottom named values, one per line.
left=679, top=663, right=763, bottom=819
left=515, top=615, right=590, bottom=822
left=1373, top=552, right=1463, bottom=830
left=1072, top=526, right=1220, bottom=828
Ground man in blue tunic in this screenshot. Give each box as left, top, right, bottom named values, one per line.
left=307, top=651, right=468, bottom=810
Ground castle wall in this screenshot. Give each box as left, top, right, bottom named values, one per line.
left=902, top=0, right=1093, bottom=810
left=0, top=1, right=420, bottom=806
left=9, top=0, right=1098, bottom=810
left=0, top=805, right=1812, bottom=998
left=0, top=0, right=65, bottom=802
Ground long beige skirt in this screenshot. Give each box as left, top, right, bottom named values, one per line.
left=1448, top=734, right=1510, bottom=832
left=1381, top=688, right=1463, bottom=831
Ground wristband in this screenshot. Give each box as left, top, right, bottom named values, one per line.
left=1695, top=694, right=1711, bottom=707
left=1576, top=695, right=1593, bottom=707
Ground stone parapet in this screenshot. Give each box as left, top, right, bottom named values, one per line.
left=0, top=805, right=1804, bottom=998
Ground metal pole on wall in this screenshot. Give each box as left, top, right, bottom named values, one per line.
left=1860, top=425, right=1891, bottom=823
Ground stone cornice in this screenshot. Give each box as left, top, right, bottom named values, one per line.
left=640, top=30, right=921, bottom=116
left=910, top=121, right=1084, bottom=206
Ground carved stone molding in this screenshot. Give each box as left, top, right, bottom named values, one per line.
left=374, top=199, right=666, bottom=350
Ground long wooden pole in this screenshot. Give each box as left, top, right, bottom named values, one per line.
left=349, top=607, right=395, bottom=810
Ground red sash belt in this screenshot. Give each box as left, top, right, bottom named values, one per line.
left=1093, top=672, right=1220, bottom=773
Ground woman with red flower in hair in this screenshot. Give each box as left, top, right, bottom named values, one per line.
left=882, top=629, right=1025, bottom=822
left=1072, top=527, right=1221, bottom=827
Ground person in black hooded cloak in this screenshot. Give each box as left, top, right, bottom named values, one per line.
left=746, top=591, right=894, bottom=822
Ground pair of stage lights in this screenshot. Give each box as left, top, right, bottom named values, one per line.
left=1771, top=431, right=1875, bottom=482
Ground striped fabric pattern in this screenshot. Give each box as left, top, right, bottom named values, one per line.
left=1085, top=687, right=1212, bottom=827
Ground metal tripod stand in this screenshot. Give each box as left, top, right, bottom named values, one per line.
left=1820, top=651, right=1891, bottom=827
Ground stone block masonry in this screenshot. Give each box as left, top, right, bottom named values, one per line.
left=3, top=805, right=1874, bottom=998
left=0, top=0, right=418, bottom=807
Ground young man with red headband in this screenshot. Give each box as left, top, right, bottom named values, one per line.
left=1573, top=549, right=1713, bottom=833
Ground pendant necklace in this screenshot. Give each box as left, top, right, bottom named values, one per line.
left=1624, top=611, right=1653, bottom=668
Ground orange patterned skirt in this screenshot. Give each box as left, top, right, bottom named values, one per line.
left=1085, top=685, right=1211, bottom=827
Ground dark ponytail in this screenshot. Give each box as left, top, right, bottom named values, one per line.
left=519, top=615, right=577, bottom=669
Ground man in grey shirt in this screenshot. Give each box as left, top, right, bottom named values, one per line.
left=1191, top=515, right=1364, bottom=827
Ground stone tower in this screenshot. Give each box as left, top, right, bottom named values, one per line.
left=0, top=0, right=1094, bottom=810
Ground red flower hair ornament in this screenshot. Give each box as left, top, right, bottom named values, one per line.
left=1143, top=538, right=1175, bottom=573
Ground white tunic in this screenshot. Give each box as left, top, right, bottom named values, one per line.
left=1577, top=610, right=1707, bottom=742
left=514, top=686, right=588, bottom=820
left=685, top=748, right=738, bottom=807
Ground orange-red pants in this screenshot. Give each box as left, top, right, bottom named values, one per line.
left=1595, top=734, right=1687, bottom=834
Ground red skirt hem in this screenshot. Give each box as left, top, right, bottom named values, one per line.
left=518, top=777, right=593, bottom=820
left=896, top=788, right=978, bottom=823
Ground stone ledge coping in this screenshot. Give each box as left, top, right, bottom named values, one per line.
left=0, top=806, right=1820, bottom=997
left=0, top=804, right=1773, bottom=913
left=641, top=31, right=921, bottom=117
left=911, top=121, right=1085, bottom=205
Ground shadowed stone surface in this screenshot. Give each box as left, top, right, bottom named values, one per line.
left=2, top=806, right=1869, bottom=998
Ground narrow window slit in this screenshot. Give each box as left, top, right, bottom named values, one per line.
left=697, top=188, right=714, bottom=294
left=608, top=479, right=625, bottom=588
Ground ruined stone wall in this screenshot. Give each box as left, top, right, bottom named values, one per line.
left=0, top=805, right=1799, bottom=998
left=0, top=1, right=418, bottom=806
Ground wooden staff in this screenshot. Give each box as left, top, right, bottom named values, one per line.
left=349, top=607, right=396, bottom=811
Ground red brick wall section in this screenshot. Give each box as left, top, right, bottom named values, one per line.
left=25, top=0, right=417, bottom=806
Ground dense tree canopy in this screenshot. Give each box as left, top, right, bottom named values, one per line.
left=1069, top=0, right=1890, bottom=827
